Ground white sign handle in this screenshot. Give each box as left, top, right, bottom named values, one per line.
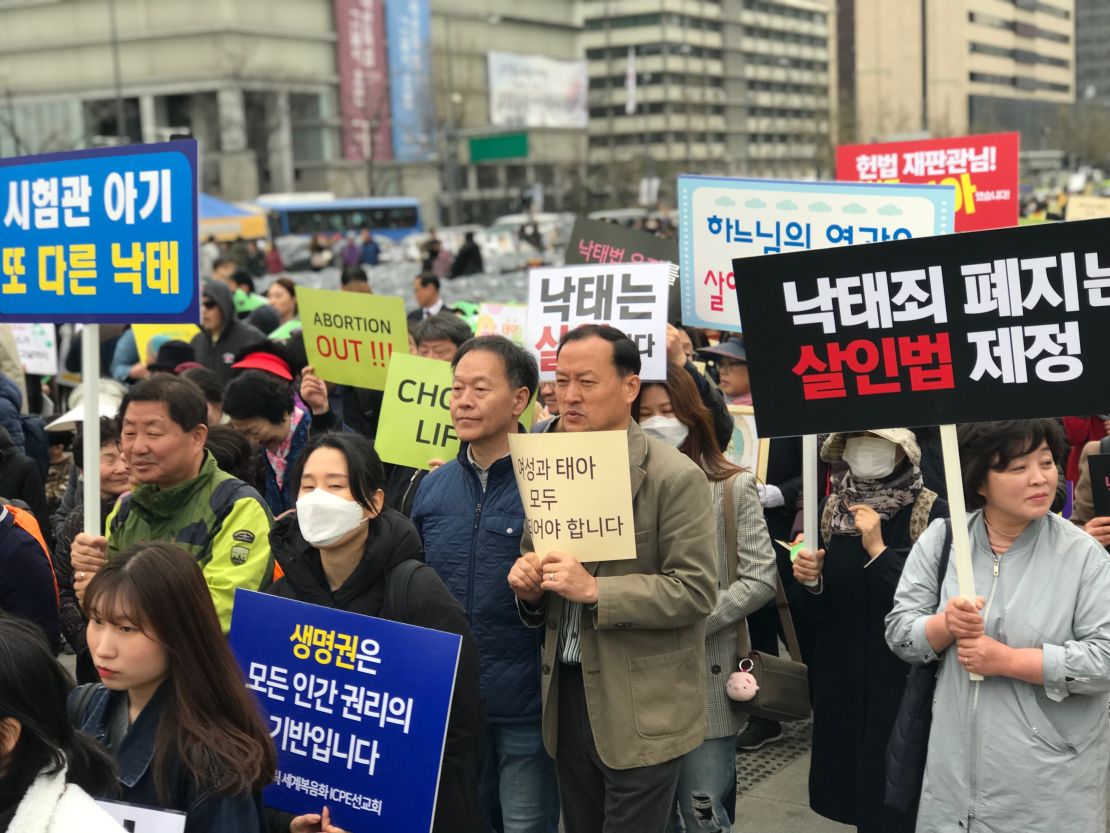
left=801, top=433, right=819, bottom=587
left=939, top=423, right=982, bottom=681
left=81, top=325, right=102, bottom=537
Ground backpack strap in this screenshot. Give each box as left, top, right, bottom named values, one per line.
left=908, top=488, right=939, bottom=544
left=937, top=519, right=953, bottom=603
left=382, top=560, right=423, bottom=621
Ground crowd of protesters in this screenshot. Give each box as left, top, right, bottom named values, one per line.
left=1, top=242, right=1109, bottom=833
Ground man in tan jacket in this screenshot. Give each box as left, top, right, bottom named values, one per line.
left=508, top=325, right=718, bottom=833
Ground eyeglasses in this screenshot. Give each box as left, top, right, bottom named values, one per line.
left=202, top=300, right=218, bottom=309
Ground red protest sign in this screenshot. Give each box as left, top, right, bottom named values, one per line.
left=836, top=132, right=1019, bottom=232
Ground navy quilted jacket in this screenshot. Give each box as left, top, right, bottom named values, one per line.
left=411, top=445, right=543, bottom=724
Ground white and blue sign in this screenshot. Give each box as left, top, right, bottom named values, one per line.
left=229, top=589, right=461, bottom=833
left=0, top=140, right=199, bottom=324
left=385, top=0, right=436, bottom=163
left=678, top=175, right=956, bottom=333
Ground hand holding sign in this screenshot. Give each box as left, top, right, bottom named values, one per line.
left=540, top=550, right=598, bottom=605
left=291, top=805, right=348, bottom=833
left=1083, top=517, right=1110, bottom=547
left=792, top=546, right=825, bottom=587
left=72, top=532, right=108, bottom=604
left=300, top=365, right=330, bottom=416
left=508, top=552, right=545, bottom=605
left=955, top=634, right=1011, bottom=678
left=943, top=596, right=985, bottom=640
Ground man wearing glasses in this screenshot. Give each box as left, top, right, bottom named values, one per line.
left=190, top=281, right=265, bottom=385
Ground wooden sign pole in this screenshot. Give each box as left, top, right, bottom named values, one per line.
left=940, top=423, right=982, bottom=681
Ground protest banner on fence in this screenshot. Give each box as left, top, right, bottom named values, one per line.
left=96, top=800, right=186, bottom=833
left=678, top=175, right=955, bottom=333
left=836, top=132, right=1020, bottom=231
left=525, top=263, right=669, bottom=381
left=0, top=140, right=199, bottom=324
left=564, top=216, right=681, bottom=320
left=298, top=286, right=409, bottom=389
left=474, top=303, right=527, bottom=343
left=229, top=589, right=461, bottom=833
left=733, top=217, right=1110, bottom=439
left=507, top=431, right=635, bottom=562
left=132, top=323, right=201, bottom=364
left=376, top=353, right=536, bottom=470
left=10, top=323, right=57, bottom=375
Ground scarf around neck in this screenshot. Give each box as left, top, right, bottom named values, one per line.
left=828, top=462, right=922, bottom=537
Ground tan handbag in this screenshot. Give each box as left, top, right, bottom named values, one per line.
left=723, top=475, right=812, bottom=723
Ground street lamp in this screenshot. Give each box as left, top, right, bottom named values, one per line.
left=442, top=12, right=502, bottom=226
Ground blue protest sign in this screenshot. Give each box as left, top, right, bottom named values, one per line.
left=229, top=589, right=461, bottom=833
left=678, top=175, right=955, bottom=333
left=0, top=140, right=199, bottom=324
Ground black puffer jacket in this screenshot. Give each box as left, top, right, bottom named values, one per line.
left=266, top=509, right=484, bottom=833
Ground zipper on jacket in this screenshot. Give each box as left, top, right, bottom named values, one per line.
left=967, top=550, right=1003, bottom=829
left=465, top=462, right=484, bottom=625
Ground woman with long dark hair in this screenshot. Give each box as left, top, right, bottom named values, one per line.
left=71, top=542, right=276, bottom=832
left=265, top=431, right=483, bottom=833
left=0, top=615, right=124, bottom=832
left=635, top=364, right=777, bottom=832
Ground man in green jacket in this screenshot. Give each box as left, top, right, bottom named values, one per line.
left=508, top=325, right=718, bottom=833
left=71, top=375, right=273, bottom=631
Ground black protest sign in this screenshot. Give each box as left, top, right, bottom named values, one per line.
left=1088, top=454, right=1110, bottom=517
left=735, top=218, right=1110, bottom=438
left=564, top=217, right=681, bottom=321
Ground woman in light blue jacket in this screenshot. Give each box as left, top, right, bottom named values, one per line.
left=886, top=419, right=1110, bottom=833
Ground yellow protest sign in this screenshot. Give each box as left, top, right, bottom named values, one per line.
left=1066, top=195, right=1110, bottom=222
left=132, top=323, right=201, bottom=363
left=376, top=355, right=457, bottom=469
left=377, top=353, right=537, bottom=470
left=298, top=286, right=409, bottom=389
left=508, top=431, right=635, bottom=562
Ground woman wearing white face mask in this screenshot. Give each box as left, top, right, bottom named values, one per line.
left=636, top=365, right=777, bottom=833
left=265, top=433, right=484, bottom=833
left=792, top=430, right=948, bottom=833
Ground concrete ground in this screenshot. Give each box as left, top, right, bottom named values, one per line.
left=735, top=751, right=852, bottom=833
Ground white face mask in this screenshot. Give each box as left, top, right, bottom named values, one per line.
left=641, top=415, right=690, bottom=448
left=296, top=488, right=369, bottom=548
left=841, top=436, right=899, bottom=480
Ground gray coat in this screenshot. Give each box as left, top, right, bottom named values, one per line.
left=703, top=472, right=776, bottom=738
left=886, top=512, right=1110, bottom=833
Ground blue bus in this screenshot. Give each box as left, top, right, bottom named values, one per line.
left=258, top=196, right=424, bottom=242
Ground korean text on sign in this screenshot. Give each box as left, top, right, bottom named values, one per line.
left=733, top=218, right=1110, bottom=438
left=230, top=590, right=461, bottom=833
left=836, top=132, right=1020, bottom=232
left=508, top=431, right=636, bottom=563
left=678, top=175, right=955, bottom=333
left=526, top=263, right=669, bottom=381
left=0, top=140, right=199, bottom=324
